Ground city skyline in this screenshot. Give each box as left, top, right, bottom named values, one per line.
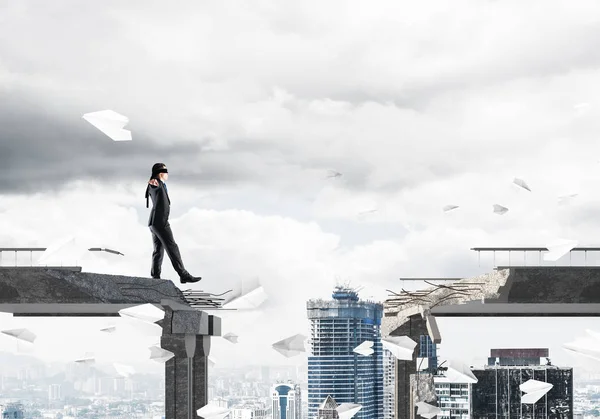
left=3, top=0, right=600, bottom=378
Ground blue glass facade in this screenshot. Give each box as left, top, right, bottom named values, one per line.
left=276, top=385, right=290, bottom=419
left=307, top=287, right=384, bottom=419
left=419, top=334, right=438, bottom=372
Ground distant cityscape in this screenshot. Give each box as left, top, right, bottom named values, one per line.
left=1, top=287, right=600, bottom=418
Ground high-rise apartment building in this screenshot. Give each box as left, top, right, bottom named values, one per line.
left=272, top=381, right=302, bottom=419
left=307, top=286, right=384, bottom=419
left=434, top=376, right=470, bottom=419
left=382, top=348, right=395, bottom=419
left=48, top=383, right=61, bottom=401
left=471, top=348, right=573, bottom=418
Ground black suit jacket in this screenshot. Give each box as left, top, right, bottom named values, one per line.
left=145, top=179, right=171, bottom=227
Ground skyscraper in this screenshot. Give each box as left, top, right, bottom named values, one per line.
left=272, top=381, right=302, bottom=419
left=382, top=348, right=395, bottom=419
left=470, top=348, right=573, bottom=418
left=307, top=286, right=383, bottom=419
left=434, top=376, right=470, bottom=419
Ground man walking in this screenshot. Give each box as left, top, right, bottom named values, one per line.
left=145, top=163, right=201, bottom=284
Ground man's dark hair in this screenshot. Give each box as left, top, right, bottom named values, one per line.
left=151, top=163, right=167, bottom=179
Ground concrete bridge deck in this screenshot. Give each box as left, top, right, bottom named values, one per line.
left=0, top=266, right=220, bottom=419
left=383, top=266, right=600, bottom=419
left=0, top=266, right=187, bottom=316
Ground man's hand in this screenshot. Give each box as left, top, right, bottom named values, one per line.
left=149, top=179, right=159, bottom=187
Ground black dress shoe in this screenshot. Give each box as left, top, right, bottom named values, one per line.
left=180, top=273, right=201, bottom=284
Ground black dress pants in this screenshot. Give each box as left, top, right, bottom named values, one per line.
left=149, top=221, right=188, bottom=278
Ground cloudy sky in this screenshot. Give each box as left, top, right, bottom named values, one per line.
left=2, top=0, right=600, bottom=374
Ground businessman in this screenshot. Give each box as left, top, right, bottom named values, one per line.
left=145, top=163, right=201, bottom=284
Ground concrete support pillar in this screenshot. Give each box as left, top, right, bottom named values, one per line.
left=160, top=299, right=221, bottom=419
left=392, top=314, right=428, bottom=419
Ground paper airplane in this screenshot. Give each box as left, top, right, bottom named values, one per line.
left=585, top=329, right=600, bottom=341
left=148, top=345, right=175, bottom=363
left=75, top=356, right=95, bottom=365
left=358, top=209, right=378, bottom=216
left=445, top=359, right=478, bottom=383
left=82, top=110, right=132, bottom=141
left=381, top=336, right=417, bottom=360
left=117, top=315, right=163, bottom=337
left=222, top=278, right=268, bottom=310
left=113, top=363, right=135, bottom=377
left=100, top=325, right=117, bottom=333
left=326, top=170, right=342, bottom=179
left=543, top=239, right=578, bottom=261
left=118, top=304, right=164, bottom=324
left=336, top=403, right=362, bottom=419
left=520, top=379, right=552, bottom=394
left=354, top=281, right=389, bottom=301
left=208, top=357, right=217, bottom=367
left=513, top=178, right=531, bottom=192
left=196, top=404, right=230, bottom=419
left=223, top=333, right=238, bottom=344
left=37, top=234, right=93, bottom=266
left=558, top=194, right=578, bottom=205
left=415, top=401, right=442, bottom=419
left=1, top=328, right=36, bottom=343
left=272, top=334, right=307, bottom=358
left=493, top=204, right=508, bottom=215
left=442, top=205, right=459, bottom=212
left=563, top=342, right=600, bottom=360
left=353, top=341, right=374, bottom=356
left=520, top=379, right=552, bottom=404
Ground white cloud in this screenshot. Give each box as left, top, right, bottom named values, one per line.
left=2, top=0, right=600, bottom=372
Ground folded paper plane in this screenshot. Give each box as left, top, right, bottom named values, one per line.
left=381, top=336, right=417, bottom=360
left=75, top=356, right=95, bottom=365
left=113, top=363, right=135, bottom=377
left=353, top=341, right=374, bottom=356
left=1, top=328, right=36, bottom=343
left=543, top=239, right=578, bottom=262
left=336, top=403, right=362, bottom=419
left=223, top=333, right=238, bottom=344
left=148, top=345, right=175, bottom=363
left=443, top=205, right=459, bottom=212
left=37, top=234, right=93, bottom=266
left=585, top=329, right=600, bottom=341
left=196, top=404, right=230, bottom=419
left=513, top=177, right=531, bottom=192
left=563, top=342, right=600, bottom=360
left=558, top=194, right=578, bottom=205
left=415, top=401, right=442, bottom=418
left=493, top=204, right=509, bottom=215
left=100, top=325, right=117, bottom=333
left=118, top=303, right=164, bottom=324
left=272, top=334, right=307, bottom=358
left=222, top=278, right=268, bottom=310
left=118, top=315, right=162, bottom=337
left=445, top=359, right=478, bottom=383
left=520, top=379, right=552, bottom=404
left=82, top=110, right=132, bottom=141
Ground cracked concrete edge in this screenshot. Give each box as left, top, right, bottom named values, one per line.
left=381, top=269, right=511, bottom=337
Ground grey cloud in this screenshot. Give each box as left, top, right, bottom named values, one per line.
left=0, top=90, right=377, bottom=196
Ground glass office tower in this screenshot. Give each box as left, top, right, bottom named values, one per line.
left=307, top=286, right=383, bottom=419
